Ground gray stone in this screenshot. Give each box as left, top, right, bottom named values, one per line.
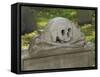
left=21, top=6, right=37, bottom=34
left=21, top=17, right=95, bottom=71
left=21, top=49, right=95, bottom=70
left=77, top=10, right=93, bottom=25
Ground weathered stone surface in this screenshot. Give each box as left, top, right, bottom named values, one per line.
left=28, top=17, right=87, bottom=56
left=21, top=6, right=37, bottom=34
left=21, top=17, right=95, bottom=71
left=23, top=47, right=92, bottom=59
left=21, top=49, right=95, bottom=70
left=77, top=10, right=93, bottom=25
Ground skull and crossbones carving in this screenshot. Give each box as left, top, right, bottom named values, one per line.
left=28, top=17, right=92, bottom=56
left=48, top=17, right=73, bottom=43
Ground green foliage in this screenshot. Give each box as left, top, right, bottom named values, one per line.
left=37, top=20, right=47, bottom=29
left=21, top=31, right=38, bottom=48
left=22, top=24, right=95, bottom=49
left=21, top=8, right=95, bottom=49
left=34, top=8, right=77, bottom=30
left=81, top=24, right=95, bottom=43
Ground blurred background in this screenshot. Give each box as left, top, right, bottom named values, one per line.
left=21, top=6, right=96, bottom=49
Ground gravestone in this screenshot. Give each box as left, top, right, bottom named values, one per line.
left=21, top=17, right=95, bottom=70
left=77, top=10, right=93, bottom=25
left=21, top=7, right=37, bottom=34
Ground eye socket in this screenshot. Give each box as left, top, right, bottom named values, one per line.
left=61, top=29, right=65, bottom=35
left=68, top=28, right=71, bottom=32
left=67, top=28, right=71, bottom=37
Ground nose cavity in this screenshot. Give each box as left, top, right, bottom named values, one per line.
left=61, top=29, right=65, bottom=36
left=56, top=36, right=61, bottom=43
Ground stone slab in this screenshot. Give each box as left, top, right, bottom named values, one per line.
left=21, top=50, right=95, bottom=71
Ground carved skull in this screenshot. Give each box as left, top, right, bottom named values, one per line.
left=48, top=17, right=73, bottom=43
left=29, top=17, right=86, bottom=55
left=42, top=17, right=83, bottom=44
